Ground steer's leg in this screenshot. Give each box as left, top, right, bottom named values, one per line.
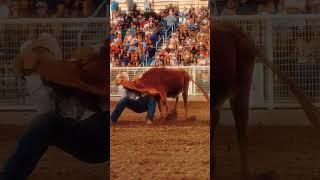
left=231, top=61, right=254, bottom=180
left=174, top=96, right=179, bottom=110
left=166, top=96, right=179, bottom=121
left=212, top=108, right=220, bottom=179
left=158, top=93, right=167, bottom=121
left=230, top=96, right=249, bottom=180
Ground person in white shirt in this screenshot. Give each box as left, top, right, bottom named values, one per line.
left=0, top=34, right=108, bottom=180
left=144, top=0, right=151, bottom=13
left=110, top=72, right=157, bottom=125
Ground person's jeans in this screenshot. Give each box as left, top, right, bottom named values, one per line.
left=111, top=96, right=156, bottom=123
left=0, top=111, right=109, bottom=180
left=147, top=57, right=153, bottom=66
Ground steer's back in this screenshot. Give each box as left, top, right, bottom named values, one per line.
left=138, top=67, right=189, bottom=97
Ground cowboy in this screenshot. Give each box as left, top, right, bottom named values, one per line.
left=110, top=72, right=157, bottom=125
left=0, top=34, right=108, bottom=180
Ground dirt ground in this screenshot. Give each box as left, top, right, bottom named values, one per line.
left=215, top=126, right=320, bottom=180
left=110, top=100, right=210, bottom=180
left=0, top=124, right=108, bottom=180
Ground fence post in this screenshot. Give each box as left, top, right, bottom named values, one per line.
left=192, top=66, right=196, bottom=95
left=265, top=17, right=274, bottom=109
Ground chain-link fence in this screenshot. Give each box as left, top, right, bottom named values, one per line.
left=214, top=15, right=320, bottom=108
left=0, top=18, right=107, bottom=109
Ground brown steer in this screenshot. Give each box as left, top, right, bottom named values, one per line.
left=117, top=67, right=210, bottom=121
left=213, top=22, right=320, bottom=179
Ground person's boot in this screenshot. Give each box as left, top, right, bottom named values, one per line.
left=146, top=116, right=153, bottom=125
left=110, top=117, right=117, bottom=125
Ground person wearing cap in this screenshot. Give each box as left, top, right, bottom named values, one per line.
left=111, top=72, right=157, bottom=125
left=35, top=1, right=49, bottom=18
left=0, top=34, right=108, bottom=180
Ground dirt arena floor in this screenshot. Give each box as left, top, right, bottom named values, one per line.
left=0, top=124, right=108, bottom=180
left=215, top=125, right=320, bottom=180
left=0, top=124, right=107, bottom=180
left=110, top=100, right=210, bottom=180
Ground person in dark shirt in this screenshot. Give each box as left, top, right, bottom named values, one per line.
left=146, top=44, right=156, bottom=66
left=32, top=0, right=64, bottom=16
left=237, top=0, right=258, bottom=15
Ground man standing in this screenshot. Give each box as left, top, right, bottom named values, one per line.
left=144, top=0, right=151, bottom=13
left=111, top=72, right=157, bottom=125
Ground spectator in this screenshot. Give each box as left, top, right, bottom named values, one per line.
left=308, top=0, right=320, bottom=13
left=257, top=0, right=278, bottom=15
left=126, top=0, right=134, bottom=12
left=32, top=0, right=58, bottom=16
left=0, top=0, right=9, bottom=18
left=221, top=0, right=237, bottom=15
left=17, top=0, right=32, bottom=17
left=35, top=1, right=49, bottom=18
left=165, top=11, right=177, bottom=28
left=237, top=0, right=258, bottom=15
left=279, top=0, right=307, bottom=14
left=111, top=0, right=118, bottom=12
left=0, top=0, right=8, bottom=55
left=9, top=1, right=23, bottom=18
left=144, top=0, right=151, bottom=13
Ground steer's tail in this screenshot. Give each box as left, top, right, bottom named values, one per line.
left=190, top=78, right=210, bottom=102
left=260, top=56, right=320, bottom=127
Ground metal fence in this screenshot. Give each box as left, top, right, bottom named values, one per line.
left=1, top=16, right=320, bottom=109
left=0, top=18, right=107, bottom=109
left=110, top=66, right=210, bottom=96
left=215, top=15, right=320, bottom=108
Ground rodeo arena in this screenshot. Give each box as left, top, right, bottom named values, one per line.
left=109, top=0, right=210, bottom=179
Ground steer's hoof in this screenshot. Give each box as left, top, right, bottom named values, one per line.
left=146, top=120, right=153, bottom=125
left=166, top=110, right=177, bottom=121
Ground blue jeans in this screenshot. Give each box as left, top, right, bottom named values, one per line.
left=111, top=96, right=156, bottom=123
left=0, top=111, right=109, bottom=180
left=147, top=57, right=153, bottom=66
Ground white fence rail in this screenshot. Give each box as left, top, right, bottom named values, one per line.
left=215, top=15, right=320, bottom=108
left=110, top=66, right=210, bottom=96
left=0, top=18, right=107, bottom=109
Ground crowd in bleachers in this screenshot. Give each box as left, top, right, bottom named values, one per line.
left=110, top=3, right=176, bottom=67
left=153, top=7, right=209, bottom=66
left=214, top=0, right=320, bottom=16
left=110, top=1, right=210, bottom=67
left=0, top=0, right=105, bottom=18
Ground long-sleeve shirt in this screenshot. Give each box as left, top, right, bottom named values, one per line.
left=25, top=73, right=101, bottom=120
left=117, top=85, right=146, bottom=100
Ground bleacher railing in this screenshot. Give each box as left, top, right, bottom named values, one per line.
left=215, top=15, right=320, bottom=108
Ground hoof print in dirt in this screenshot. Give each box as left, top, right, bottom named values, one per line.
left=186, top=115, right=197, bottom=122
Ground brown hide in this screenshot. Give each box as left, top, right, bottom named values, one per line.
left=135, top=67, right=189, bottom=99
